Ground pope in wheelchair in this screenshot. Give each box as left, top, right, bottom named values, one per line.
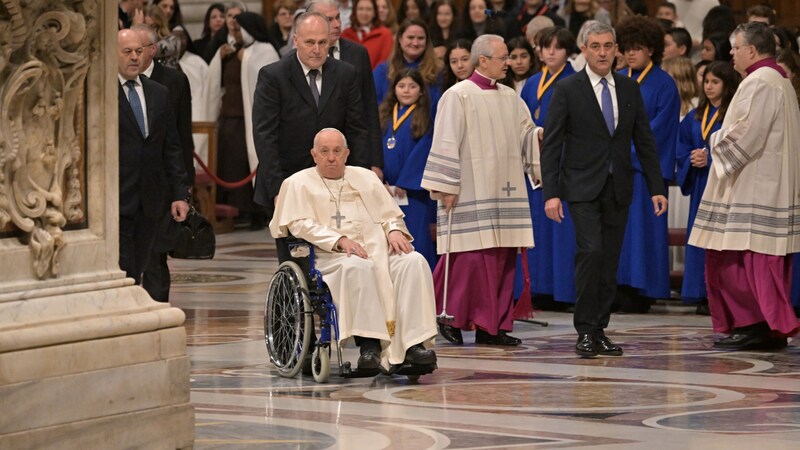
left=268, top=128, right=438, bottom=374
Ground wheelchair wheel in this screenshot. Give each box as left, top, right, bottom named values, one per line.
left=311, top=346, right=331, bottom=383
left=264, top=261, right=313, bottom=378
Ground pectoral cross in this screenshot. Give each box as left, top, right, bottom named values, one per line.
left=502, top=181, right=516, bottom=197
left=332, top=210, right=346, bottom=228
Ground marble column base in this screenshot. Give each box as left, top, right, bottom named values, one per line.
left=0, top=283, right=194, bottom=448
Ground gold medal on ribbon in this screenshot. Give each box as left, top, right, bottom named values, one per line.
left=534, top=106, right=540, bottom=120
left=388, top=103, right=417, bottom=150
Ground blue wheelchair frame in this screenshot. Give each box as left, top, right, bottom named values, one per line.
left=266, top=238, right=435, bottom=382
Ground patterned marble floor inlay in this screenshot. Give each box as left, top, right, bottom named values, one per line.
left=172, top=230, right=800, bottom=449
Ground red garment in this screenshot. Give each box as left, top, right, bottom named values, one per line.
left=341, top=25, right=394, bottom=69
left=705, top=249, right=799, bottom=337
left=432, top=247, right=517, bottom=334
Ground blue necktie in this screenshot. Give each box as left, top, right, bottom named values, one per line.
left=308, top=69, right=320, bottom=107
left=600, top=78, right=615, bottom=135
left=125, top=79, right=146, bottom=137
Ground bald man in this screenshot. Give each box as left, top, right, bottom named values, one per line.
left=117, top=29, right=190, bottom=286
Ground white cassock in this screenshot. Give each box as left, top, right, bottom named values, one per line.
left=179, top=51, right=209, bottom=167
left=269, top=166, right=438, bottom=367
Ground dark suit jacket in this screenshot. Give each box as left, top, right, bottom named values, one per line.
left=119, top=76, right=189, bottom=218
left=339, top=39, right=383, bottom=169
left=252, top=54, right=369, bottom=208
left=147, top=62, right=195, bottom=184
left=540, top=69, right=665, bottom=206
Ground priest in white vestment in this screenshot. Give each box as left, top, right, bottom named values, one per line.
left=689, top=23, right=800, bottom=350
left=421, top=35, right=542, bottom=346
left=270, top=129, right=438, bottom=370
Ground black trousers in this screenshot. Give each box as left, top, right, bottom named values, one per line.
left=569, top=176, right=630, bottom=335
left=119, top=212, right=158, bottom=285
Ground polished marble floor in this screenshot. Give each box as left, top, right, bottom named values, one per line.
left=170, top=229, right=800, bottom=449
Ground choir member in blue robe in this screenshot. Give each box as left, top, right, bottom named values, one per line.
left=373, top=18, right=442, bottom=117
left=516, top=27, right=578, bottom=305
left=615, top=17, right=680, bottom=305
left=379, top=68, right=438, bottom=268
left=676, top=61, right=740, bottom=310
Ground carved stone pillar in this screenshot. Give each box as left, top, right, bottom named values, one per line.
left=0, top=2, right=194, bottom=448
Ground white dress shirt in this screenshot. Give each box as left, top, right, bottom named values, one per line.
left=297, top=54, right=323, bottom=94
left=585, top=66, right=618, bottom=129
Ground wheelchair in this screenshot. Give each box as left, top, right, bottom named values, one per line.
left=264, top=238, right=436, bottom=383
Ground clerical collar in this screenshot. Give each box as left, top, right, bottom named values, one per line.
left=745, top=57, right=787, bottom=78
left=469, top=70, right=498, bottom=90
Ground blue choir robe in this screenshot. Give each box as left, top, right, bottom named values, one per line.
left=616, top=64, right=680, bottom=299
left=373, top=59, right=442, bottom=119
left=381, top=105, right=438, bottom=269
left=513, top=64, right=578, bottom=303
left=676, top=106, right=720, bottom=303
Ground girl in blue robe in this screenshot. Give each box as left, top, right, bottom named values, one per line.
left=379, top=68, right=437, bottom=269
left=515, top=27, right=578, bottom=305
left=615, top=18, right=680, bottom=304
left=676, top=61, right=740, bottom=308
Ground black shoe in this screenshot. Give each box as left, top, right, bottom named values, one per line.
left=405, top=344, right=437, bottom=365
left=357, top=339, right=381, bottom=369
left=475, top=329, right=521, bottom=346
left=695, top=301, right=710, bottom=316
left=758, top=337, right=789, bottom=350
left=438, top=323, right=463, bottom=345
left=575, top=333, right=598, bottom=357
left=595, top=334, right=623, bottom=356
left=713, top=333, right=769, bottom=350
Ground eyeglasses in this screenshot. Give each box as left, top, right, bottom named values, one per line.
left=731, top=44, right=753, bottom=51
left=485, top=54, right=509, bottom=62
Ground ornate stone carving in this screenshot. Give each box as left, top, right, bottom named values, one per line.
left=0, top=0, right=97, bottom=278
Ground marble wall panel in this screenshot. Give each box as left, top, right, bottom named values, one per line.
left=0, top=404, right=194, bottom=450
left=0, top=357, right=190, bottom=434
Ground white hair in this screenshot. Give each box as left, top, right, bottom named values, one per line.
left=313, top=128, right=348, bottom=149
left=471, top=34, right=504, bottom=67
left=306, top=0, right=339, bottom=13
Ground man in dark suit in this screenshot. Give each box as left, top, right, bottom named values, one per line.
left=307, top=0, right=383, bottom=179
left=117, top=29, right=190, bottom=285
left=132, top=25, right=195, bottom=301
left=252, top=11, right=369, bottom=263
left=540, top=22, right=668, bottom=357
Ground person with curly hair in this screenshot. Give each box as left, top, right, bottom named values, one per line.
left=613, top=15, right=680, bottom=312
left=373, top=18, right=442, bottom=110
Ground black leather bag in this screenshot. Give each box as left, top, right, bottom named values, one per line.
left=169, top=208, right=215, bottom=259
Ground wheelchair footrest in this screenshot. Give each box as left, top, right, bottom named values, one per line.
left=338, top=361, right=381, bottom=378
